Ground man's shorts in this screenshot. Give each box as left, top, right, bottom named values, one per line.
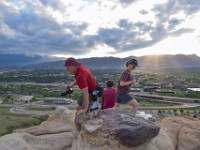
left=77, top=94, right=98, bottom=111
left=116, top=92, right=133, bottom=103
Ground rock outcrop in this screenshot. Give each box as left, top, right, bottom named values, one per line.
left=0, top=107, right=200, bottom=150
left=0, top=106, right=75, bottom=150
left=15, top=106, right=75, bottom=135
left=72, top=108, right=160, bottom=150
left=0, top=132, right=73, bottom=150
left=152, top=116, right=200, bottom=150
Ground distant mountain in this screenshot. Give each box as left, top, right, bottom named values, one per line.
left=139, top=54, right=200, bottom=69
left=20, top=57, right=127, bottom=70
left=1, top=54, right=200, bottom=70
left=19, top=54, right=200, bottom=70
left=0, top=53, right=63, bottom=68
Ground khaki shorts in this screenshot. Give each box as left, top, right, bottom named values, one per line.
left=77, top=94, right=93, bottom=111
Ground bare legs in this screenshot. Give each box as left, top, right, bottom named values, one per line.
left=128, top=99, right=139, bottom=113
left=114, top=99, right=139, bottom=113
left=114, top=102, right=120, bottom=108
left=75, top=104, right=81, bottom=116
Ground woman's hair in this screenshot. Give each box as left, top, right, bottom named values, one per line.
left=106, top=80, right=114, bottom=87
left=125, top=60, right=130, bottom=67
left=125, top=59, right=138, bottom=67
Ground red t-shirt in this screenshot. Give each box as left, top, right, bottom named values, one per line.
left=75, top=65, right=97, bottom=91
left=102, top=87, right=116, bottom=109
left=117, top=69, right=133, bottom=93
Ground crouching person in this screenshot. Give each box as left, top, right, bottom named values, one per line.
left=64, top=57, right=98, bottom=116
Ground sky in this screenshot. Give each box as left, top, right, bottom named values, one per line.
left=0, top=0, right=200, bottom=59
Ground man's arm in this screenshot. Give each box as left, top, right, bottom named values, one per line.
left=68, top=80, right=77, bottom=88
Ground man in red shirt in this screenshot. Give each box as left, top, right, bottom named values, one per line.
left=102, top=80, right=116, bottom=109
left=64, top=57, right=98, bottom=116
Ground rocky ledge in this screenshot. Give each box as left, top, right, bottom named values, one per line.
left=72, top=108, right=160, bottom=149
left=0, top=107, right=199, bottom=150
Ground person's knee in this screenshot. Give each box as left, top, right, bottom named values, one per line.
left=114, top=102, right=120, bottom=107
left=75, top=104, right=81, bottom=111
left=129, top=99, right=139, bottom=107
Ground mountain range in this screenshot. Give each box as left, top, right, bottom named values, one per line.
left=1, top=54, right=200, bottom=70
left=21, top=54, right=200, bottom=70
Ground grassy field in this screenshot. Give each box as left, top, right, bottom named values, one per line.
left=0, top=107, right=48, bottom=136
left=174, top=106, right=200, bottom=111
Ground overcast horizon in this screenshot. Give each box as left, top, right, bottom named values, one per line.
left=0, top=0, right=200, bottom=60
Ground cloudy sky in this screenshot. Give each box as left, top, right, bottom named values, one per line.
left=0, top=0, right=200, bottom=59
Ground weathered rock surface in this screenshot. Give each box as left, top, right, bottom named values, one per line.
left=0, top=132, right=73, bottom=150
left=15, top=106, right=75, bottom=135
left=72, top=108, right=160, bottom=149
left=0, top=106, right=200, bottom=150
left=0, top=106, right=75, bottom=150
left=152, top=116, right=200, bottom=150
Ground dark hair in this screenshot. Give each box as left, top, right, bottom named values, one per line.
left=126, top=59, right=139, bottom=67
left=106, top=80, right=114, bottom=87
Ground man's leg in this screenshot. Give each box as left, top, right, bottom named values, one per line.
left=75, top=104, right=81, bottom=111
left=75, top=94, right=84, bottom=116
left=128, top=99, right=139, bottom=113
left=75, top=104, right=81, bottom=116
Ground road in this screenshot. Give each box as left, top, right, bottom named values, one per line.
left=131, top=92, right=200, bottom=110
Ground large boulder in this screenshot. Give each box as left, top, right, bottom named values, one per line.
left=0, top=106, right=75, bottom=150
left=72, top=108, right=160, bottom=150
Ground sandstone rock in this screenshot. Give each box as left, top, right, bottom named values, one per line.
left=1, top=106, right=199, bottom=150
left=151, top=128, right=175, bottom=150
left=72, top=108, right=160, bottom=149
left=15, top=106, right=75, bottom=136
left=153, top=116, right=200, bottom=150
left=0, top=106, right=75, bottom=150
left=0, top=132, right=73, bottom=150
left=15, top=119, right=74, bottom=136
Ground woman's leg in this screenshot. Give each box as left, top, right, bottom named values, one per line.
left=114, top=102, right=120, bottom=107
left=128, top=99, right=139, bottom=113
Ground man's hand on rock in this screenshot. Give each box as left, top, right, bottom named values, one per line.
left=76, top=109, right=87, bottom=116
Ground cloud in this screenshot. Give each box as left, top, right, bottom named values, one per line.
left=0, top=1, right=93, bottom=55
left=38, top=0, right=67, bottom=11
left=170, top=28, right=195, bottom=37
left=0, top=0, right=200, bottom=57
left=153, top=0, right=200, bottom=17
left=118, top=19, right=133, bottom=29
left=96, top=21, right=167, bottom=52
left=139, top=9, right=148, bottom=15
left=118, top=0, right=139, bottom=7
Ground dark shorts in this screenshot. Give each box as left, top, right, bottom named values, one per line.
left=116, top=92, right=133, bottom=103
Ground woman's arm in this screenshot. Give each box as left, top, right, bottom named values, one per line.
left=120, top=79, right=137, bottom=86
